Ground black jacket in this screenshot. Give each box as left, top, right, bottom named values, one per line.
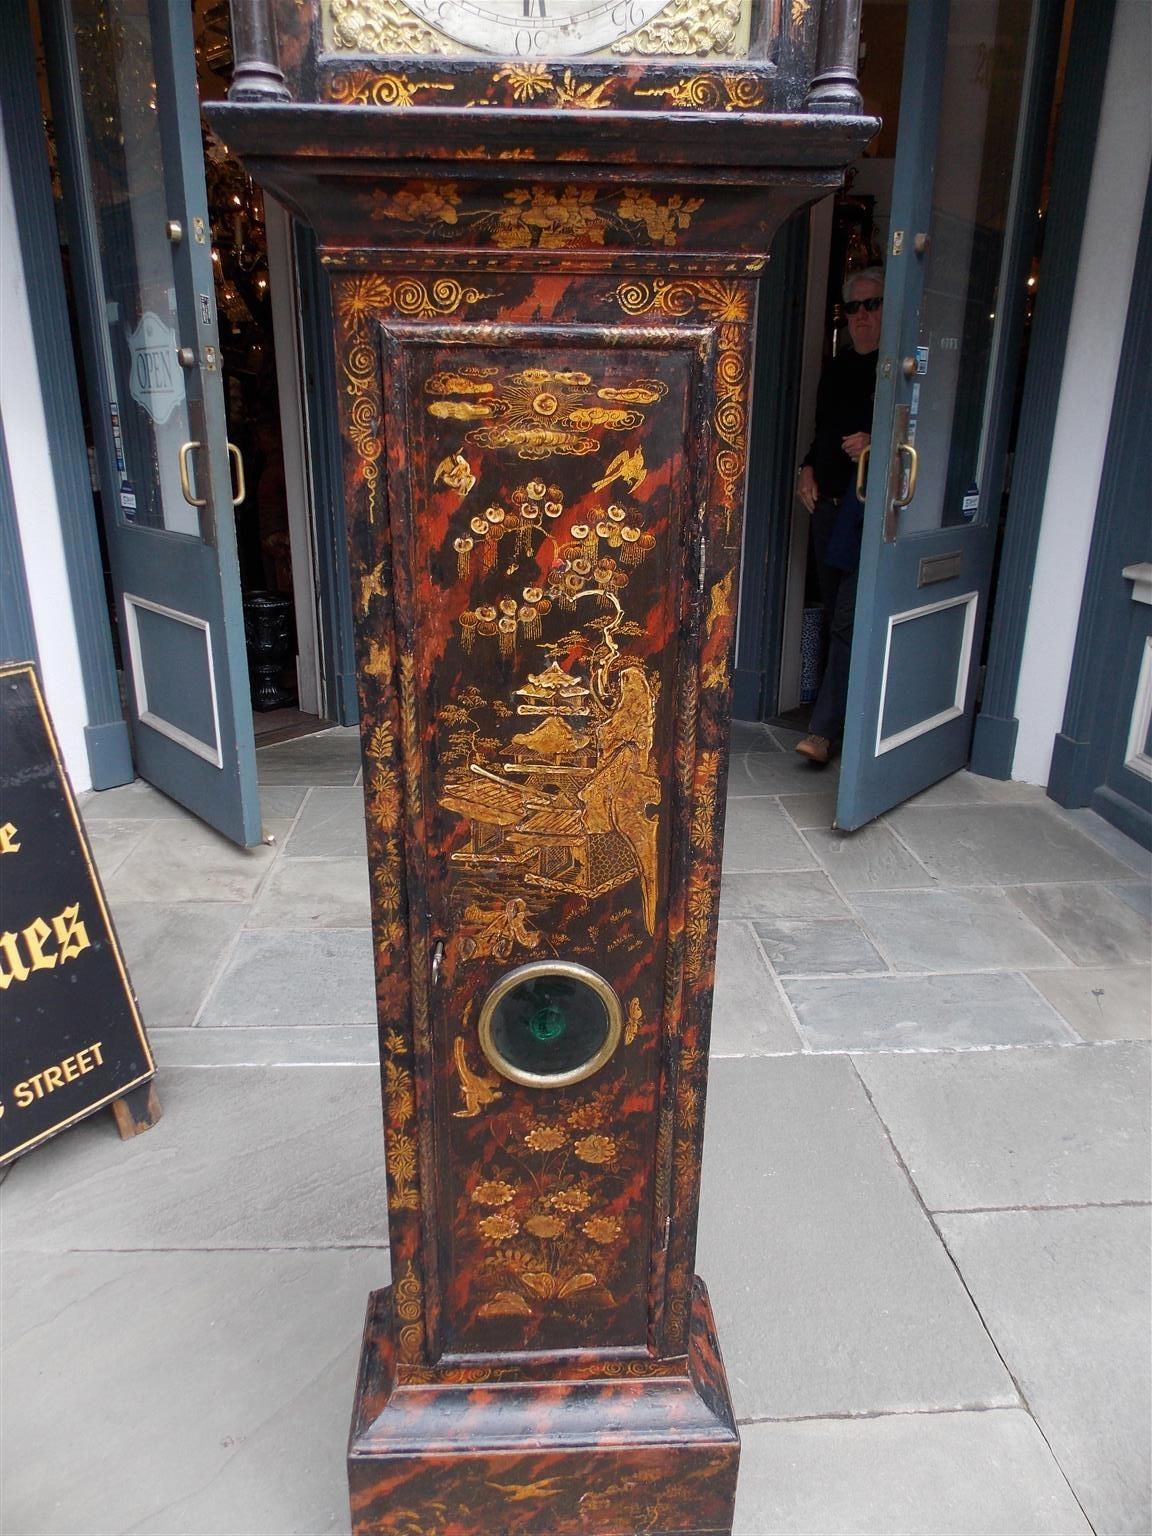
left=802, top=347, right=878, bottom=501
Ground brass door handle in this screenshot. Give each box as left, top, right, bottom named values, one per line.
left=227, top=442, right=246, bottom=506
left=178, top=440, right=206, bottom=507
left=856, top=444, right=870, bottom=501
left=893, top=442, right=919, bottom=509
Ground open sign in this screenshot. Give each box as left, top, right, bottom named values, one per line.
left=127, top=311, right=185, bottom=425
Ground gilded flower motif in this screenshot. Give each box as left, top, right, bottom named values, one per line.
left=493, top=63, right=553, bottom=101
left=524, top=1124, right=566, bottom=1152
left=574, top=1134, right=617, bottom=1165
left=370, top=180, right=461, bottom=227
left=616, top=190, right=703, bottom=247
left=551, top=1187, right=591, bottom=1213
left=472, top=1178, right=516, bottom=1207
left=524, top=1213, right=566, bottom=1239
left=567, top=1101, right=606, bottom=1130
left=478, top=1210, right=519, bottom=1241
left=583, top=1215, right=622, bottom=1246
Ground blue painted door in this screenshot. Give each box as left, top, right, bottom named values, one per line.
left=835, top=0, right=1039, bottom=830
left=46, top=0, right=261, bottom=845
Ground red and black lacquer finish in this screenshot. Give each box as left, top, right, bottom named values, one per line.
left=211, top=6, right=873, bottom=1530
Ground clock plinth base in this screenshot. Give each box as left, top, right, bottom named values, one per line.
left=348, top=1280, right=740, bottom=1536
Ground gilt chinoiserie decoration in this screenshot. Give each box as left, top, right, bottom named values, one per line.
left=211, top=1, right=873, bottom=1529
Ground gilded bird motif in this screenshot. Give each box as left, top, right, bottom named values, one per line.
left=433, top=450, right=477, bottom=498
left=453, top=1036, right=501, bottom=1118
left=592, top=446, right=647, bottom=495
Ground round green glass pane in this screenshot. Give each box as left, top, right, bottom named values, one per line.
left=478, top=962, right=622, bottom=1088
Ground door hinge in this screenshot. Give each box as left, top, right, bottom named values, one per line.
left=698, top=534, right=707, bottom=594
left=975, top=663, right=987, bottom=704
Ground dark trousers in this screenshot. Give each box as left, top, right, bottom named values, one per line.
left=809, top=498, right=859, bottom=744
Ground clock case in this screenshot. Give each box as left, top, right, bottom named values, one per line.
left=210, top=7, right=874, bottom=1533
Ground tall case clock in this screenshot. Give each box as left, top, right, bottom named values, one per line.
left=210, top=4, right=874, bottom=1531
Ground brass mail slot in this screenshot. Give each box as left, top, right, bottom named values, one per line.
left=918, top=551, right=963, bottom=586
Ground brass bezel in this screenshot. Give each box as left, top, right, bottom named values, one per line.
left=477, top=959, right=623, bottom=1089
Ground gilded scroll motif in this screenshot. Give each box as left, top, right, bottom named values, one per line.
left=368, top=181, right=704, bottom=250
left=635, top=72, right=766, bottom=109
left=614, top=279, right=751, bottom=533
left=337, top=277, right=489, bottom=525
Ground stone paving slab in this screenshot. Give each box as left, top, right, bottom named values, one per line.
left=0, top=1065, right=388, bottom=1252
left=850, top=887, right=1072, bottom=973
left=730, top=719, right=782, bottom=753
left=259, top=785, right=310, bottom=820
left=281, top=787, right=369, bottom=859
left=777, top=789, right=839, bottom=828
left=150, top=1025, right=382, bottom=1067
left=720, top=797, right=817, bottom=873
left=1028, top=964, right=1152, bottom=1041
left=246, top=856, right=371, bottom=928
left=80, top=780, right=187, bottom=819
left=113, top=900, right=247, bottom=1029
left=734, top=1410, right=1094, bottom=1536
left=1111, top=880, right=1152, bottom=920
left=85, top=818, right=151, bottom=880
left=698, top=1056, right=1016, bottom=1420
left=1005, top=881, right=1152, bottom=966
left=720, top=869, right=849, bottom=920
left=752, top=916, right=886, bottom=976
left=782, top=971, right=1077, bottom=1052
left=854, top=1042, right=1151, bottom=1210
left=802, top=822, right=936, bottom=891
left=1063, top=807, right=1152, bottom=877
left=102, top=816, right=288, bottom=904
left=2, top=1248, right=381, bottom=1535
left=256, top=732, right=362, bottom=786
left=710, top=921, right=804, bottom=1054
left=938, top=1206, right=1152, bottom=1536
left=198, top=929, right=377, bottom=1027
left=899, top=770, right=1011, bottom=808
left=885, top=804, right=1135, bottom=885
left=727, top=750, right=840, bottom=798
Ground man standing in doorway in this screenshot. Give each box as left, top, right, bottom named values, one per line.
left=795, top=266, right=883, bottom=765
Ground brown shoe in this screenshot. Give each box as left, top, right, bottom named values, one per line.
left=794, top=734, right=831, bottom=765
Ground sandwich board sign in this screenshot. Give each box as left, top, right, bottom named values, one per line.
left=0, top=662, right=158, bottom=1166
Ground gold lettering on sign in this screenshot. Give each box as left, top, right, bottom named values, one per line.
left=0, top=903, right=92, bottom=989
left=0, top=822, right=20, bottom=854
left=13, top=1041, right=104, bottom=1108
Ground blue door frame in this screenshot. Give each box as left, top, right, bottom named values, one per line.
left=1047, top=175, right=1152, bottom=850
left=0, top=5, right=132, bottom=787
left=836, top=0, right=1061, bottom=829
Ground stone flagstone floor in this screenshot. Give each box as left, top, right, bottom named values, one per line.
left=2, top=722, right=1149, bottom=1534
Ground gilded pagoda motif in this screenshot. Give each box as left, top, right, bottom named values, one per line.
left=441, top=657, right=660, bottom=934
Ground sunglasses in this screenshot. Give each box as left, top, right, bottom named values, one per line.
left=843, top=296, right=883, bottom=315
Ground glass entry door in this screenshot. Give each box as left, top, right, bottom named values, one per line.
left=46, top=0, right=261, bottom=845
left=836, top=0, right=1039, bottom=829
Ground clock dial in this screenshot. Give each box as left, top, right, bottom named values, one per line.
left=398, top=0, right=680, bottom=56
